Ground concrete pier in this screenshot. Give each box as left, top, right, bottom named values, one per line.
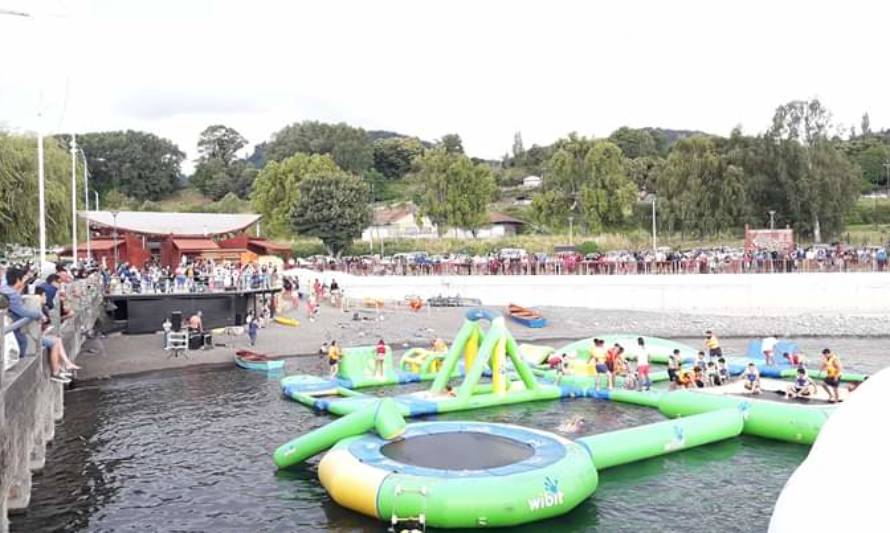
left=0, top=277, right=102, bottom=532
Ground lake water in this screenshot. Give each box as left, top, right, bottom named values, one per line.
left=11, top=338, right=887, bottom=532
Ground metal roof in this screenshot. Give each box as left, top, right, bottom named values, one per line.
left=80, top=211, right=261, bottom=237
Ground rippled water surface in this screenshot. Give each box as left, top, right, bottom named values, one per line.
left=12, top=338, right=886, bottom=532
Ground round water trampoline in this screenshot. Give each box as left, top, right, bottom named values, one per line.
left=318, top=421, right=598, bottom=529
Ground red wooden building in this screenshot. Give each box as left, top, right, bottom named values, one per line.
left=61, top=211, right=291, bottom=268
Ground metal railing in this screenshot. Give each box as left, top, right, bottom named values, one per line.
left=294, top=257, right=890, bottom=277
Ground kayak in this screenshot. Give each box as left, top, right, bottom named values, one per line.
left=274, top=316, right=300, bottom=327
left=507, top=303, right=547, bottom=328
left=235, top=349, right=285, bottom=372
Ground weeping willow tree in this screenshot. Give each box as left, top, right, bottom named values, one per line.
left=0, top=132, right=78, bottom=246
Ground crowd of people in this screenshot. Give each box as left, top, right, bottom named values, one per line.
left=105, top=259, right=280, bottom=295
left=546, top=329, right=851, bottom=404
left=1, top=263, right=86, bottom=383
left=298, top=244, right=890, bottom=277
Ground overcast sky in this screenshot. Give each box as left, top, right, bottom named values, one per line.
left=2, top=0, right=889, bottom=173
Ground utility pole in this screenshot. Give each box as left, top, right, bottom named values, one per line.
left=769, top=210, right=776, bottom=230
left=38, top=127, right=47, bottom=267
left=651, top=194, right=657, bottom=257
left=81, top=149, right=91, bottom=262
left=70, top=134, right=78, bottom=263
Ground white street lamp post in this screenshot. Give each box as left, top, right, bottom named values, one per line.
left=81, top=149, right=91, bottom=262
left=70, top=134, right=78, bottom=263
left=111, top=210, right=120, bottom=267
left=37, top=129, right=47, bottom=267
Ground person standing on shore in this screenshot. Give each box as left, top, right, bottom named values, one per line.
left=704, top=330, right=722, bottom=360
left=820, top=348, right=843, bottom=403
left=247, top=312, right=259, bottom=347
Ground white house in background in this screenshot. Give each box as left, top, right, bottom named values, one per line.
left=361, top=203, right=526, bottom=241
left=521, top=175, right=542, bottom=189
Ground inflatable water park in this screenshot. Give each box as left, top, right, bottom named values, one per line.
left=271, top=309, right=867, bottom=530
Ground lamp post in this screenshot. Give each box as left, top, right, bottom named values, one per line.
left=38, top=128, right=47, bottom=267
left=111, top=210, right=120, bottom=267
left=70, top=134, right=78, bottom=263
left=768, top=210, right=776, bottom=230
left=80, top=149, right=91, bottom=262
left=651, top=194, right=657, bottom=257
left=94, top=191, right=99, bottom=211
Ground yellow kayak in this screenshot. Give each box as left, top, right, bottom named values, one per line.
left=274, top=316, right=300, bottom=327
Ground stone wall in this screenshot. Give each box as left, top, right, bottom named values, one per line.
left=0, top=276, right=103, bottom=532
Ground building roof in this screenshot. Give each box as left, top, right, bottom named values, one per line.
left=249, top=239, right=291, bottom=252
left=372, top=204, right=417, bottom=225
left=489, top=212, right=526, bottom=225
left=172, top=239, right=220, bottom=252
left=80, top=211, right=261, bottom=237
left=59, top=239, right=121, bottom=255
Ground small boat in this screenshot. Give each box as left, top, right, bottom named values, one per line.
left=274, top=316, right=300, bottom=327
left=235, top=349, right=285, bottom=372
left=507, top=303, right=547, bottom=328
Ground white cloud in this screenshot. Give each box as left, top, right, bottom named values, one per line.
left=1, top=0, right=889, bottom=174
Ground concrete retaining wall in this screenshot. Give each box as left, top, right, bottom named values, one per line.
left=0, top=277, right=103, bottom=532
left=287, top=269, right=890, bottom=316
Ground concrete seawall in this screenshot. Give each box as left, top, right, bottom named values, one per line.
left=0, top=278, right=102, bottom=532
left=288, top=270, right=890, bottom=316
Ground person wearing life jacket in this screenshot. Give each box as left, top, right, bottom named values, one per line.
left=704, top=330, right=722, bottom=360
left=820, top=348, right=843, bottom=403
left=589, top=339, right=611, bottom=390
left=742, top=362, right=761, bottom=394
left=676, top=365, right=694, bottom=389
left=786, top=367, right=815, bottom=399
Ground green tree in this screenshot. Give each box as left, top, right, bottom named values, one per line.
left=372, top=137, right=424, bottom=179
left=658, top=135, right=749, bottom=236
left=191, top=125, right=255, bottom=200
left=512, top=131, right=525, bottom=160
left=291, top=173, right=371, bottom=255
left=412, top=148, right=496, bottom=236
left=197, top=124, right=247, bottom=164
left=625, top=155, right=665, bottom=193
left=251, top=153, right=341, bottom=236
left=439, top=133, right=464, bottom=155
left=609, top=127, right=659, bottom=159
left=265, top=121, right=373, bottom=174
left=764, top=99, right=861, bottom=240
left=531, top=135, right=637, bottom=232
left=0, top=133, right=76, bottom=245
left=78, top=131, right=184, bottom=201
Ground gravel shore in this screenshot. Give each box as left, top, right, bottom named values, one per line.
left=74, top=301, right=889, bottom=381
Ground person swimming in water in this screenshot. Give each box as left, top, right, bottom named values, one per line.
left=558, top=415, right=585, bottom=433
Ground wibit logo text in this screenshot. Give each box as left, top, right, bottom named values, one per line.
left=528, top=476, right=565, bottom=511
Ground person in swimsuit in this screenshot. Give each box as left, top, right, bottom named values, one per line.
left=706, top=361, right=720, bottom=386
left=820, top=348, right=843, bottom=403
left=742, top=362, right=761, bottom=394
left=694, top=351, right=708, bottom=371
left=761, top=334, right=779, bottom=366
left=590, top=339, right=611, bottom=390
left=635, top=337, right=651, bottom=391
left=374, top=339, right=387, bottom=378
left=786, top=367, right=815, bottom=399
